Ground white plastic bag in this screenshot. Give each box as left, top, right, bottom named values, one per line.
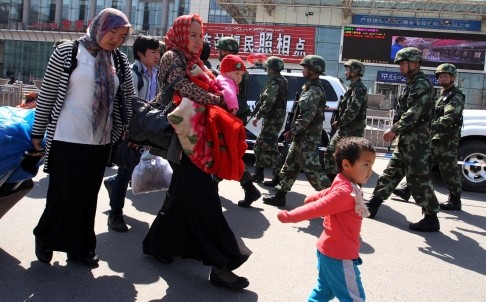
left=131, top=150, right=172, bottom=194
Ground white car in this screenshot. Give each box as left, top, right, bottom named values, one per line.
left=458, top=109, right=486, bottom=192
left=245, top=68, right=346, bottom=149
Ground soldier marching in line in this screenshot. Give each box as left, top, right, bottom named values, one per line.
left=366, top=47, right=441, bottom=232
left=263, top=55, right=332, bottom=207
left=250, top=56, right=289, bottom=191
left=393, top=63, right=465, bottom=211
left=324, top=59, right=368, bottom=182
left=214, top=37, right=262, bottom=207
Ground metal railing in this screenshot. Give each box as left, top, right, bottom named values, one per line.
left=0, top=82, right=39, bottom=107
left=364, top=109, right=395, bottom=152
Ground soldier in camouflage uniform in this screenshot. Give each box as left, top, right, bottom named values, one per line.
left=324, top=59, right=368, bottom=182
left=263, top=55, right=332, bottom=207
left=215, top=37, right=261, bottom=207
left=250, top=56, right=288, bottom=187
left=393, top=63, right=464, bottom=211
left=366, top=47, right=441, bottom=232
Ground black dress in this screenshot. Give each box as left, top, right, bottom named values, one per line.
left=143, top=154, right=249, bottom=270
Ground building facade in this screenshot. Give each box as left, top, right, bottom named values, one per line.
left=1, top=0, right=485, bottom=109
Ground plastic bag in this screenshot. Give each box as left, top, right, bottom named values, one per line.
left=0, top=107, right=45, bottom=183
left=131, top=150, right=172, bottom=194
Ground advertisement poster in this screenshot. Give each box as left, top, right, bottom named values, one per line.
left=203, top=23, right=316, bottom=64
left=341, top=26, right=486, bottom=71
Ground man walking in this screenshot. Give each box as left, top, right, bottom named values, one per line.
left=324, top=59, right=368, bottom=182
left=250, top=56, right=288, bottom=190
left=366, top=47, right=441, bottom=232
left=393, top=63, right=465, bottom=211
left=263, top=55, right=332, bottom=207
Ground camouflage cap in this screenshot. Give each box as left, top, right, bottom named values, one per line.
left=344, top=59, right=365, bottom=76
left=216, top=37, right=239, bottom=53
left=394, top=47, right=422, bottom=63
left=435, top=63, right=457, bottom=78
left=53, top=39, right=71, bottom=48
left=264, top=56, right=285, bottom=72
left=300, top=55, right=326, bottom=74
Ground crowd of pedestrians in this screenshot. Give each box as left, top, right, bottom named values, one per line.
left=19, top=7, right=466, bottom=301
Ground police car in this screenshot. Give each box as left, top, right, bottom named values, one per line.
left=245, top=67, right=346, bottom=149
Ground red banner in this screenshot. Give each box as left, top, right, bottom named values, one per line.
left=203, top=23, right=316, bottom=64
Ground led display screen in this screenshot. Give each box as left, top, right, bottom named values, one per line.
left=341, top=26, right=486, bottom=71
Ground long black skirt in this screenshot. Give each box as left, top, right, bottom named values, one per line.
left=33, top=141, right=109, bottom=256
left=143, top=154, right=249, bottom=271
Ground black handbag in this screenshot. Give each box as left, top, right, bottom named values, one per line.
left=127, top=96, right=175, bottom=150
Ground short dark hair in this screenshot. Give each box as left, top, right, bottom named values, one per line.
left=395, top=36, right=407, bottom=44
left=133, top=35, right=160, bottom=60
left=200, top=41, right=211, bottom=61
left=334, top=137, right=375, bottom=173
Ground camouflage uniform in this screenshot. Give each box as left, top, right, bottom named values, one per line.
left=430, top=85, right=464, bottom=198
left=253, top=73, right=288, bottom=175
left=324, top=78, right=368, bottom=175
left=372, top=70, right=439, bottom=215
left=276, top=78, right=332, bottom=192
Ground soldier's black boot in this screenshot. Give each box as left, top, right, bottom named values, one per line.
left=365, top=196, right=383, bottom=219
left=392, top=183, right=411, bottom=202
left=440, top=195, right=462, bottom=211
left=238, top=181, right=261, bottom=207
left=263, top=190, right=287, bottom=207
left=251, top=167, right=264, bottom=183
left=409, top=213, right=440, bottom=232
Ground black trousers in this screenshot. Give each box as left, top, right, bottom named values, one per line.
left=33, top=141, right=109, bottom=256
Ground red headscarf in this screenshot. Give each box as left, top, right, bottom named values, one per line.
left=165, top=14, right=208, bottom=78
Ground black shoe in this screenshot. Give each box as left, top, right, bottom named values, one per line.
left=108, top=214, right=128, bottom=232
left=35, top=237, right=52, bottom=263
left=263, top=177, right=279, bottom=187
left=67, top=251, right=100, bottom=267
left=238, top=181, right=261, bottom=207
left=251, top=167, right=264, bottom=183
left=263, top=190, right=286, bottom=207
left=365, top=196, right=383, bottom=219
left=392, top=183, right=411, bottom=202
left=209, top=269, right=249, bottom=290
left=440, top=195, right=462, bottom=211
left=409, top=214, right=440, bottom=232
left=104, top=178, right=113, bottom=197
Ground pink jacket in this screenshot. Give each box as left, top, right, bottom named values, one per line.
left=216, top=74, right=239, bottom=111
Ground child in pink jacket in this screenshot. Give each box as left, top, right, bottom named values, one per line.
left=278, top=137, right=376, bottom=302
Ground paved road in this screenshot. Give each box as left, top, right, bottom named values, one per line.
left=1, top=155, right=485, bottom=302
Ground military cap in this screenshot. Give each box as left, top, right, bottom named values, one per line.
left=216, top=37, right=239, bottom=53
left=300, top=55, right=326, bottom=74
left=344, top=59, right=365, bottom=76
left=435, top=63, right=457, bottom=78
left=394, top=47, right=422, bottom=63
left=264, top=56, right=285, bottom=72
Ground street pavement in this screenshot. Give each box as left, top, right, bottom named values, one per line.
left=1, top=154, right=485, bottom=302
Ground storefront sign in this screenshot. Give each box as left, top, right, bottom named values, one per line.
left=353, top=14, right=481, bottom=32
left=203, top=23, right=315, bottom=64
left=32, top=20, right=85, bottom=32
left=377, top=71, right=439, bottom=86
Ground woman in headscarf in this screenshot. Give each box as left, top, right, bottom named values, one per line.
left=31, top=8, right=135, bottom=267
left=143, top=14, right=250, bottom=290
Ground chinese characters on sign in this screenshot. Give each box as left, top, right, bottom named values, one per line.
left=353, top=14, right=481, bottom=32
left=203, top=23, right=316, bottom=64
left=32, top=20, right=85, bottom=32
left=377, top=71, right=439, bottom=86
